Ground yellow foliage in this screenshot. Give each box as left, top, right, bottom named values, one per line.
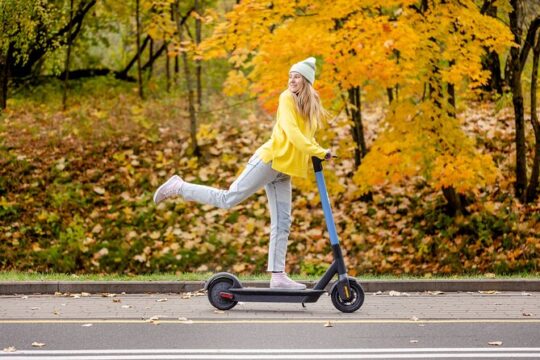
left=223, top=70, right=250, bottom=97
left=201, top=1, right=514, bottom=196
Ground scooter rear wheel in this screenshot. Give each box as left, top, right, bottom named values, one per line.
left=331, top=279, right=364, bottom=313
left=207, top=278, right=238, bottom=310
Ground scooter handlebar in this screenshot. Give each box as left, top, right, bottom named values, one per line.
left=312, top=156, right=324, bottom=172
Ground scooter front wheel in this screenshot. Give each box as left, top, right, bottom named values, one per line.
left=207, top=278, right=238, bottom=311
left=331, top=279, right=365, bottom=313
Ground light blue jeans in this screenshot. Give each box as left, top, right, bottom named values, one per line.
left=179, top=154, right=292, bottom=272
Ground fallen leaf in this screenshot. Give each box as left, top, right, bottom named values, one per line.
left=178, top=317, right=188, bottom=321
left=156, top=298, right=168, bottom=302
left=31, top=342, right=45, bottom=348
left=31, top=307, right=40, bottom=310
left=389, top=290, right=410, bottom=297
left=21, top=296, right=28, bottom=299
left=146, top=316, right=161, bottom=325
left=93, top=186, right=106, bottom=195
left=410, top=316, right=419, bottom=321
left=113, top=298, right=121, bottom=303
left=81, top=324, right=93, bottom=327
left=488, top=341, right=503, bottom=346
left=324, top=321, right=333, bottom=327
left=374, top=291, right=383, bottom=295
left=427, top=291, right=444, bottom=296
left=479, top=290, right=499, bottom=295
left=522, top=312, right=532, bottom=317
left=521, top=292, right=531, bottom=296
left=410, top=340, right=419, bottom=344
left=213, top=310, right=225, bottom=314
left=3, top=347, right=16, bottom=353
left=121, top=305, right=132, bottom=309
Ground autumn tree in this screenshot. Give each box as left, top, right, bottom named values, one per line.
left=203, top=0, right=513, bottom=214
left=145, top=0, right=214, bottom=156
left=62, top=0, right=75, bottom=110
left=506, top=0, right=540, bottom=203
left=135, top=0, right=145, bottom=99
left=0, top=0, right=96, bottom=110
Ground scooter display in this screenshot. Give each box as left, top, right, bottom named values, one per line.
left=205, top=157, right=365, bottom=313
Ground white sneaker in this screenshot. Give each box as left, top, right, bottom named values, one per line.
left=270, top=273, right=306, bottom=290
left=153, top=175, right=184, bottom=204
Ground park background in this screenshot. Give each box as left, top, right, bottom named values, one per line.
left=0, top=0, right=538, bottom=278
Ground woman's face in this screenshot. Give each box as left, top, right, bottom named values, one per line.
left=288, top=72, right=304, bottom=94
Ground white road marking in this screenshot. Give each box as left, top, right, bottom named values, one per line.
left=3, top=348, right=540, bottom=354
left=1, top=353, right=540, bottom=359
left=1, top=319, right=540, bottom=324
left=1, top=348, right=540, bottom=359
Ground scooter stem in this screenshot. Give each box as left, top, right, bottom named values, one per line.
left=312, top=157, right=340, bottom=246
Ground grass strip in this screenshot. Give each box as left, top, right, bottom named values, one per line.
left=0, top=271, right=538, bottom=282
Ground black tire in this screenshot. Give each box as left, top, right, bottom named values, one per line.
left=331, top=279, right=365, bottom=313
left=207, top=278, right=238, bottom=311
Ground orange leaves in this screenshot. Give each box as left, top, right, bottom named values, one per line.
left=352, top=97, right=500, bottom=197
left=431, top=152, right=498, bottom=194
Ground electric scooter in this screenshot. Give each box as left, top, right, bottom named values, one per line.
left=205, top=157, right=365, bottom=313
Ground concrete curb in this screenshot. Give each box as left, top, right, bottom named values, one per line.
left=1, top=279, right=539, bottom=295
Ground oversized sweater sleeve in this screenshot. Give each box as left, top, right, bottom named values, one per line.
left=277, top=93, right=327, bottom=159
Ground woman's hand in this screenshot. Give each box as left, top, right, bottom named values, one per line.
left=325, top=150, right=332, bottom=160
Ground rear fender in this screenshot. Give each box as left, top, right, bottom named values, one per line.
left=204, top=272, right=243, bottom=290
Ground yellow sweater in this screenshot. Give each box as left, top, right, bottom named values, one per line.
left=257, top=90, right=327, bottom=178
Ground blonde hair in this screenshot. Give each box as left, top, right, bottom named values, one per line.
left=291, top=77, right=328, bottom=129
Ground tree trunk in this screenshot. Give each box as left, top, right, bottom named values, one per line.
left=442, top=79, right=468, bottom=215
left=527, top=120, right=540, bottom=203
left=482, top=50, right=504, bottom=95
left=508, top=0, right=527, bottom=201
left=147, top=37, right=154, bottom=80
left=442, top=187, right=464, bottom=216
left=195, top=0, right=202, bottom=111
left=166, top=43, right=171, bottom=93
left=174, top=56, right=179, bottom=84
left=0, top=45, right=10, bottom=111
left=135, top=0, right=144, bottom=99
left=174, top=2, right=199, bottom=156
left=447, top=71, right=456, bottom=119
left=142, top=42, right=166, bottom=71
left=526, top=35, right=540, bottom=203
left=118, top=35, right=150, bottom=79
left=386, top=88, right=394, bottom=105
left=480, top=0, right=504, bottom=94
left=347, top=86, right=367, bottom=168
left=62, top=0, right=75, bottom=111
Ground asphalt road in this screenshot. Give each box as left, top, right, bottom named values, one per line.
left=1, top=291, right=539, bottom=359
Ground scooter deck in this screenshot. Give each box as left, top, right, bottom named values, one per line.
left=227, top=287, right=326, bottom=303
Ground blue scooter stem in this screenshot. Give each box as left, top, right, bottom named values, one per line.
left=312, top=157, right=340, bottom=246
left=311, top=157, right=351, bottom=301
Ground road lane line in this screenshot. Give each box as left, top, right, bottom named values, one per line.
left=1, top=319, right=540, bottom=324
left=1, top=354, right=540, bottom=359
left=3, top=348, right=540, bottom=354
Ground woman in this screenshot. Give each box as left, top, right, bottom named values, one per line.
left=153, top=57, right=331, bottom=289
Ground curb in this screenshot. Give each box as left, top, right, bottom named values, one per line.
left=1, top=279, right=539, bottom=295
